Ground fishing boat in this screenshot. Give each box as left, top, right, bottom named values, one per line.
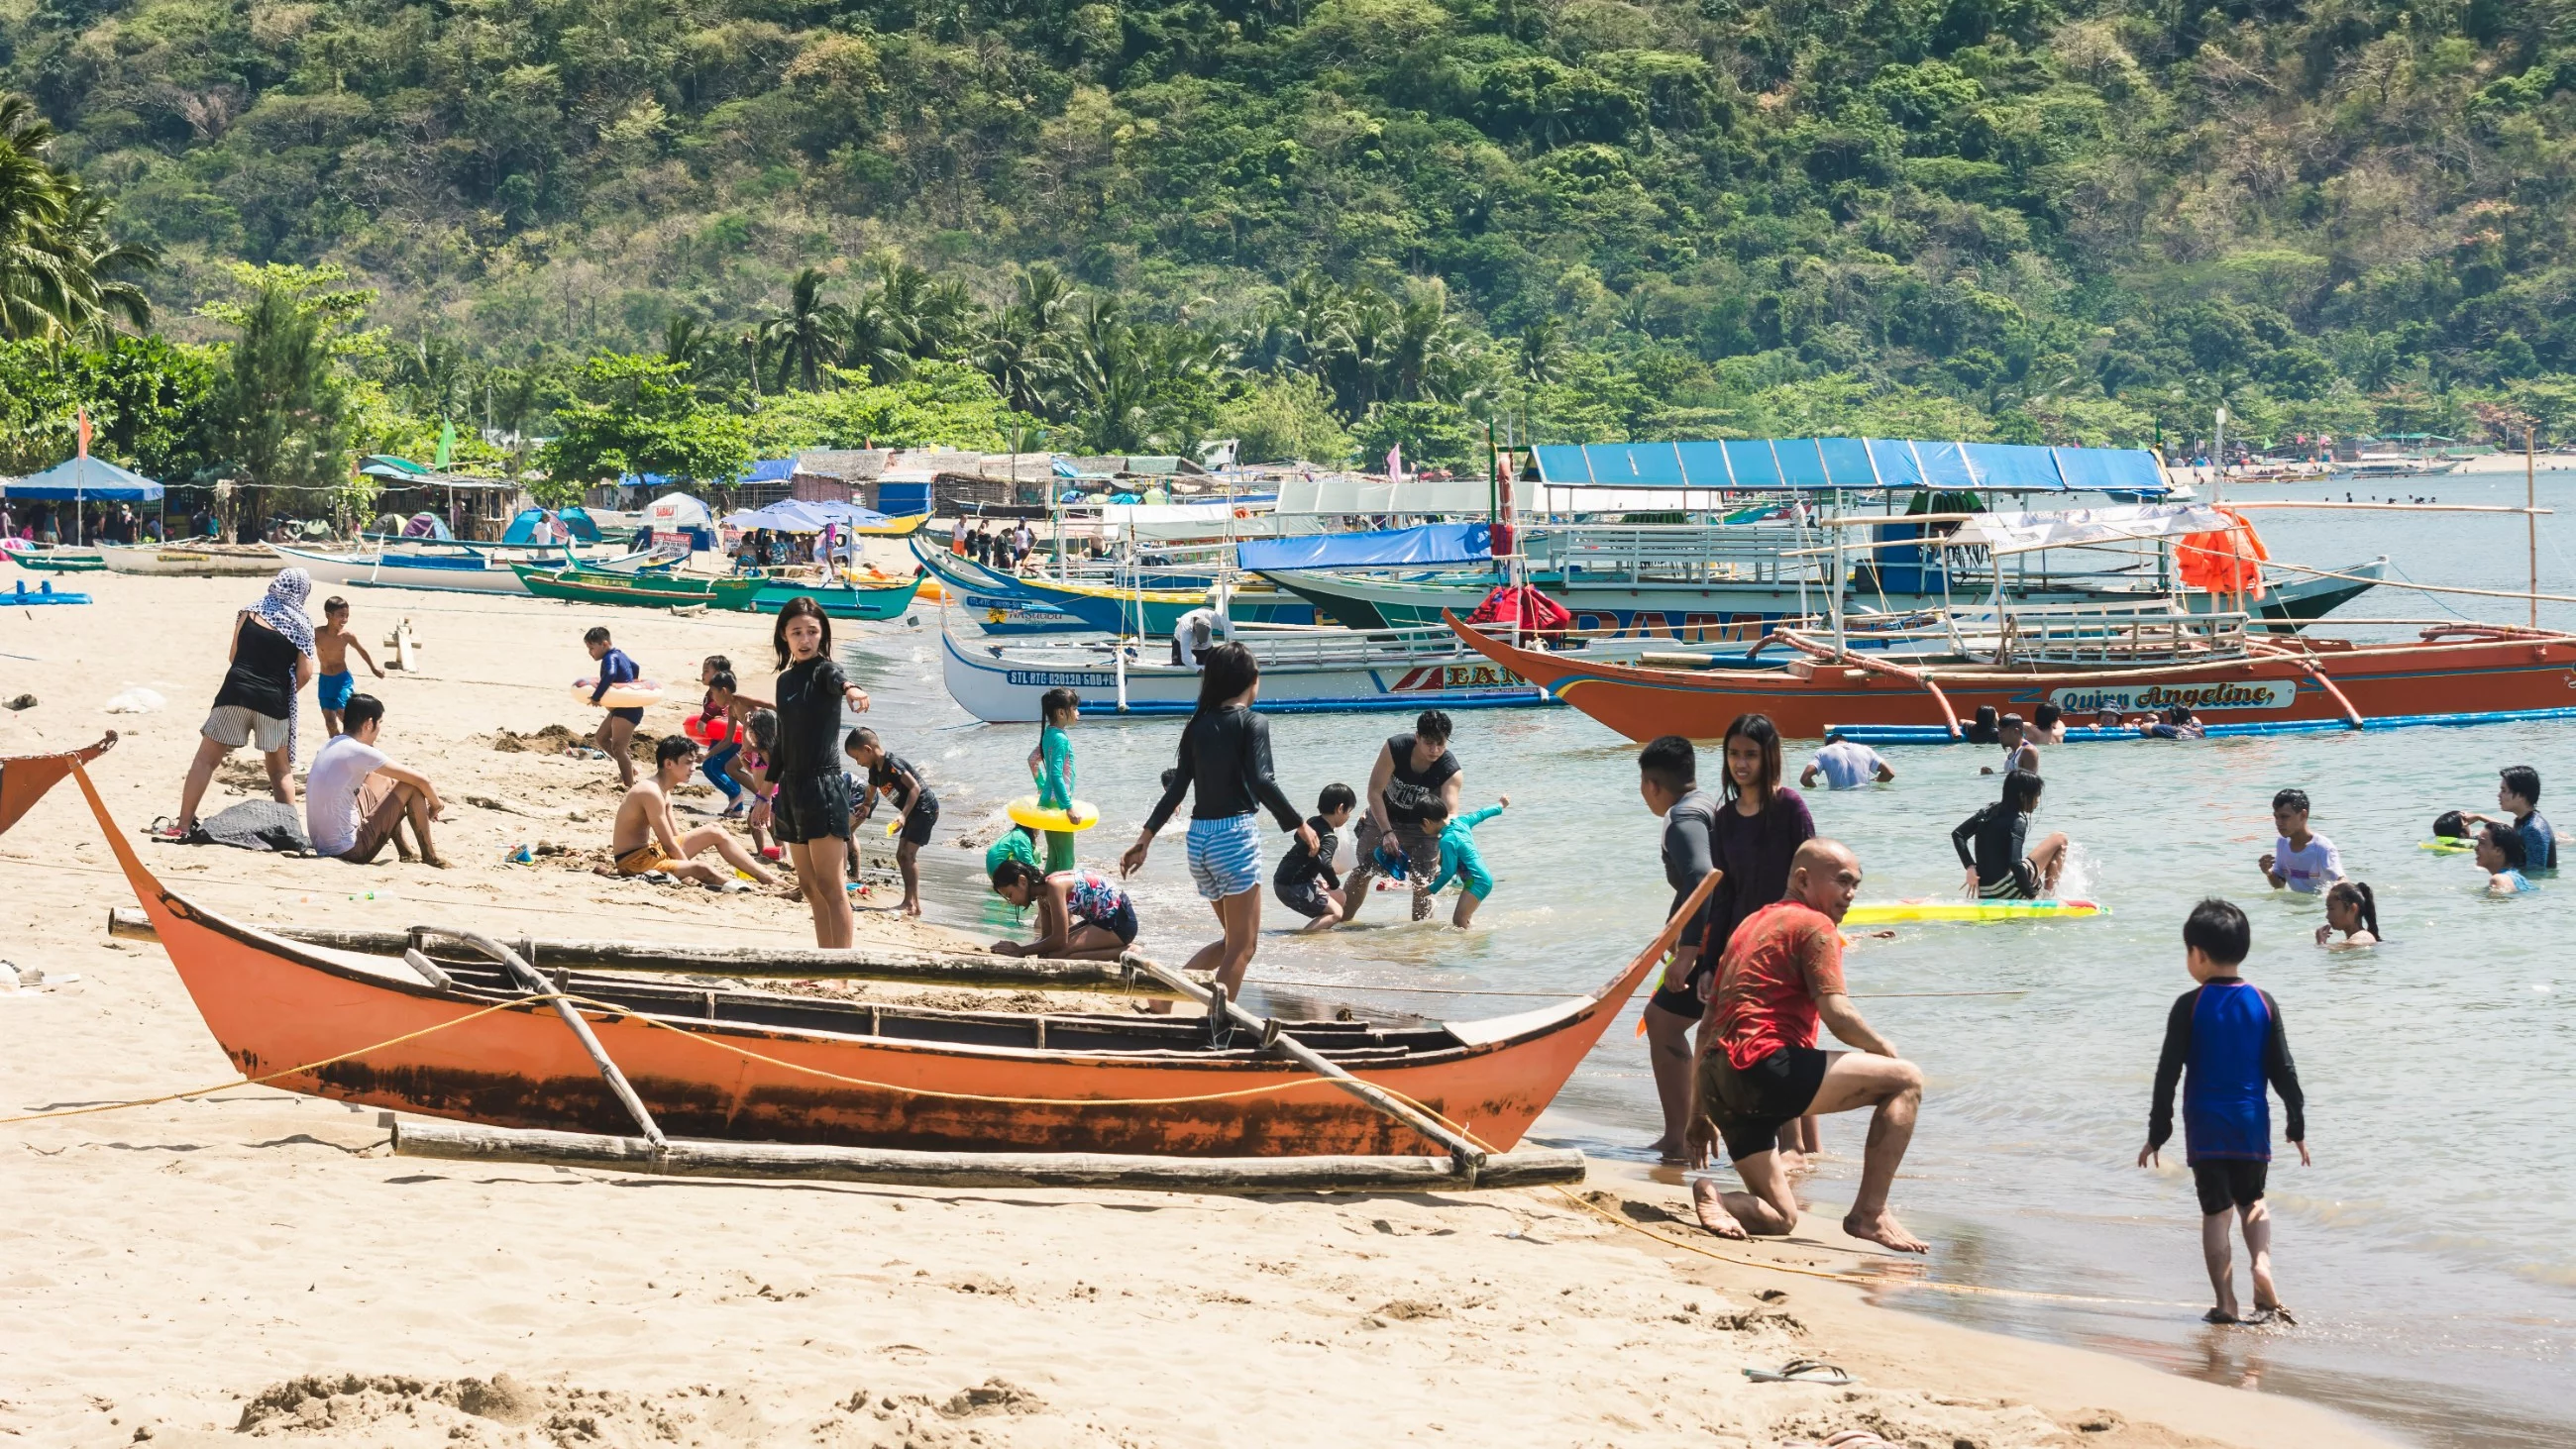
left=269, top=542, right=585, bottom=595
left=511, top=559, right=758, bottom=610
left=98, top=543, right=282, bottom=576
left=912, top=539, right=1320, bottom=634
left=939, top=623, right=1612, bottom=720
left=1445, top=607, right=2576, bottom=741
left=0, top=543, right=105, bottom=572
left=41, top=753, right=1695, bottom=1165
left=726, top=568, right=925, bottom=621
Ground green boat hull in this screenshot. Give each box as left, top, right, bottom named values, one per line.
left=5, top=549, right=107, bottom=573
left=511, top=561, right=752, bottom=609
left=734, top=573, right=925, bottom=620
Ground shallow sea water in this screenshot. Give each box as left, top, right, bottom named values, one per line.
left=841, top=471, right=2576, bottom=1446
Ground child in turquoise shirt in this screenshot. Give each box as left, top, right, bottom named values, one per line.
left=1032, top=687, right=1080, bottom=873
left=1424, top=793, right=1509, bottom=927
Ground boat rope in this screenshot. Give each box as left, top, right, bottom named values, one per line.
left=0, top=991, right=565, bottom=1126
left=1249, top=980, right=2028, bottom=1001
left=2265, top=557, right=2576, bottom=607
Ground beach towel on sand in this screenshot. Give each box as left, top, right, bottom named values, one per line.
left=171, top=799, right=312, bottom=854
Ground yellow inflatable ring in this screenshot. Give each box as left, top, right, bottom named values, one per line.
left=1008, top=795, right=1099, bottom=832
left=572, top=677, right=663, bottom=709
left=2419, top=837, right=2476, bottom=854
left=1842, top=898, right=2104, bottom=925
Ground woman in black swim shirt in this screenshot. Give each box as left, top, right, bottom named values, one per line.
left=737, top=596, right=871, bottom=947
left=1124, top=642, right=1318, bottom=999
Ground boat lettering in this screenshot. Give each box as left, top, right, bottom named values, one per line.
left=2047, top=681, right=2296, bottom=713
left=1005, top=671, right=1119, bottom=688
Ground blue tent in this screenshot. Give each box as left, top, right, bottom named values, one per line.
left=1238, top=523, right=1491, bottom=572
left=501, top=506, right=604, bottom=545
left=2, top=456, right=164, bottom=501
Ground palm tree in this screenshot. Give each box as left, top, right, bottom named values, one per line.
left=49, top=186, right=156, bottom=337
left=1514, top=316, right=1565, bottom=386
left=0, top=96, right=157, bottom=342
left=661, top=314, right=710, bottom=371
left=842, top=293, right=913, bottom=384
left=1060, top=295, right=1155, bottom=453
left=761, top=267, right=849, bottom=391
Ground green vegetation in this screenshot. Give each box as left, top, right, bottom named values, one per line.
left=5, top=0, right=2576, bottom=491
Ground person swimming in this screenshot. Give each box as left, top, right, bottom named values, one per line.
left=2314, top=880, right=2379, bottom=947
left=2476, top=822, right=2536, bottom=894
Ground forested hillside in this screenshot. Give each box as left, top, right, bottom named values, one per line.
left=4, top=0, right=2575, bottom=482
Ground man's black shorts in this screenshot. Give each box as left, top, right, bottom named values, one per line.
left=1696, top=1046, right=1829, bottom=1162
left=774, top=772, right=854, bottom=845
left=2192, top=1158, right=2268, bottom=1215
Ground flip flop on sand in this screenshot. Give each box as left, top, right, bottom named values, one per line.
left=1744, top=1359, right=1853, bottom=1386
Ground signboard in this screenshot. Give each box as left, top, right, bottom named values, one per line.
left=2047, top=681, right=2296, bottom=714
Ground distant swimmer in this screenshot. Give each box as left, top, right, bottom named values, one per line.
left=1981, top=712, right=2040, bottom=776
left=2139, top=898, right=2309, bottom=1325
left=2315, top=880, right=2379, bottom=948
left=2457, top=764, right=2555, bottom=874
left=2258, top=788, right=2343, bottom=894
left=1802, top=731, right=1894, bottom=790
left=1952, top=769, right=2068, bottom=900
left=2029, top=702, right=2066, bottom=745
left=2476, top=822, right=2537, bottom=894
left=1689, top=839, right=1929, bottom=1253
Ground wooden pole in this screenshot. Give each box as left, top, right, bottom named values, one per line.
left=105, top=908, right=1204, bottom=997
left=1124, top=953, right=1492, bottom=1182
left=392, top=1120, right=1585, bottom=1193
left=415, top=927, right=666, bottom=1149
left=2530, top=425, right=2540, bottom=630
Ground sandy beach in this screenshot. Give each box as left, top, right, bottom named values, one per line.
left=0, top=573, right=2390, bottom=1448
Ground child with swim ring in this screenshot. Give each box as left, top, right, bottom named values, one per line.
left=1030, top=686, right=1081, bottom=873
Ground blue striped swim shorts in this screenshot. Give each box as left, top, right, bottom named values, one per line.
left=1184, top=812, right=1263, bottom=900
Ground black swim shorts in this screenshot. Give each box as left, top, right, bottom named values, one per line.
left=1978, top=859, right=2040, bottom=899
left=2192, top=1159, right=2268, bottom=1215
left=607, top=705, right=644, bottom=726
left=1275, top=878, right=1332, bottom=920
left=773, top=772, right=854, bottom=845
left=896, top=791, right=940, bottom=847
left=1697, top=1046, right=1829, bottom=1162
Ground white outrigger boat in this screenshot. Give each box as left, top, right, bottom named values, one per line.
left=97, top=543, right=286, bottom=577
left=266, top=542, right=638, bottom=595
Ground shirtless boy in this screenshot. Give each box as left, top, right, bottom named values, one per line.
left=1689, top=838, right=1930, bottom=1253
left=313, top=596, right=385, bottom=736
left=604, top=736, right=781, bottom=889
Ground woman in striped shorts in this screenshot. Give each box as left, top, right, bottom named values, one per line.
left=1123, top=643, right=1320, bottom=997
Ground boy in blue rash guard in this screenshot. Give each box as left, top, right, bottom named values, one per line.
left=1421, top=793, right=1510, bottom=928
left=2461, top=764, right=2555, bottom=875
left=2139, top=898, right=2310, bottom=1325
left=584, top=626, right=643, bottom=788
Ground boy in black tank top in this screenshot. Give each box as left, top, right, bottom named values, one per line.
left=1342, top=711, right=1460, bottom=923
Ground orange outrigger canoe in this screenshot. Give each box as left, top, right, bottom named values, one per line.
left=1446, top=613, right=2576, bottom=742
left=31, top=752, right=1706, bottom=1160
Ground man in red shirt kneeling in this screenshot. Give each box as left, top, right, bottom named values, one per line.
left=1690, top=838, right=1929, bottom=1254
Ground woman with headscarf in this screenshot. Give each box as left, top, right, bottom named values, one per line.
left=161, top=569, right=318, bottom=841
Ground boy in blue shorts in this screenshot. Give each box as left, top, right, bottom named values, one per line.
left=2139, top=898, right=2310, bottom=1325
left=1422, top=792, right=1510, bottom=927
left=312, top=596, right=383, bottom=737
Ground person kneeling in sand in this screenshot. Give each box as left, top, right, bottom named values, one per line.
left=604, top=737, right=780, bottom=890
left=1688, top=838, right=1928, bottom=1253
left=303, top=693, right=447, bottom=867
left=988, top=859, right=1137, bottom=961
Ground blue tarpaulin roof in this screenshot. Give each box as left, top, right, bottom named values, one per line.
left=619, top=458, right=798, bottom=490
left=1530, top=440, right=2165, bottom=494
left=2, top=456, right=164, bottom=500
left=1237, top=522, right=1491, bottom=572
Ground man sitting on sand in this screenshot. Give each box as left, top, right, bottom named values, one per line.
left=1688, top=838, right=1929, bottom=1253
left=304, top=693, right=448, bottom=867
left=603, top=736, right=781, bottom=890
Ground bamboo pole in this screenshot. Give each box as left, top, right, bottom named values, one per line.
left=391, top=1120, right=1585, bottom=1192
left=426, top=926, right=667, bottom=1150
left=103, top=908, right=1205, bottom=997
left=2530, top=426, right=2540, bottom=630
left=1124, top=953, right=1492, bottom=1182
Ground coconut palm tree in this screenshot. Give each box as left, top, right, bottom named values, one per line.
left=762, top=267, right=849, bottom=392
left=0, top=96, right=74, bottom=342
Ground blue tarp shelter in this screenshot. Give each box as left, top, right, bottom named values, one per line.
left=1237, top=523, right=1492, bottom=572
left=2, top=456, right=164, bottom=500
left=1529, top=439, right=2166, bottom=495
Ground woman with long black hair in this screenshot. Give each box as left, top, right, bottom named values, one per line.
left=1123, top=642, right=1319, bottom=996
left=1641, top=711, right=1815, bottom=1162
left=737, top=596, right=871, bottom=947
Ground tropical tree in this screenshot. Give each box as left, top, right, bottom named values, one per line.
left=762, top=267, right=848, bottom=392
left=215, top=277, right=355, bottom=505
left=0, top=95, right=157, bottom=343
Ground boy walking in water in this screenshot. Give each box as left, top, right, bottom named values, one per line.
left=1422, top=793, right=1510, bottom=927
left=2258, top=788, right=2343, bottom=894
left=312, top=596, right=384, bottom=737
left=584, top=626, right=643, bottom=787
left=2139, top=898, right=2309, bottom=1325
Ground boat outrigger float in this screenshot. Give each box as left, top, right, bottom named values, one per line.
left=19, top=750, right=1700, bottom=1191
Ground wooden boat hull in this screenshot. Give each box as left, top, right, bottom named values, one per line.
left=63, top=761, right=1693, bottom=1156
left=911, top=540, right=1318, bottom=633
left=3, top=547, right=106, bottom=572
left=1446, top=614, right=2576, bottom=741
left=941, top=626, right=1556, bottom=721
left=271, top=543, right=543, bottom=595
left=733, top=571, right=924, bottom=620
left=99, top=545, right=281, bottom=576
left=511, top=561, right=752, bottom=609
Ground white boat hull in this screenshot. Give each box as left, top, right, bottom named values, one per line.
left=940, top=628, right=1558, bottom=722
left=99, top=545, right=283, bottom=576
left=268, top=544, right=545, bottom=594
